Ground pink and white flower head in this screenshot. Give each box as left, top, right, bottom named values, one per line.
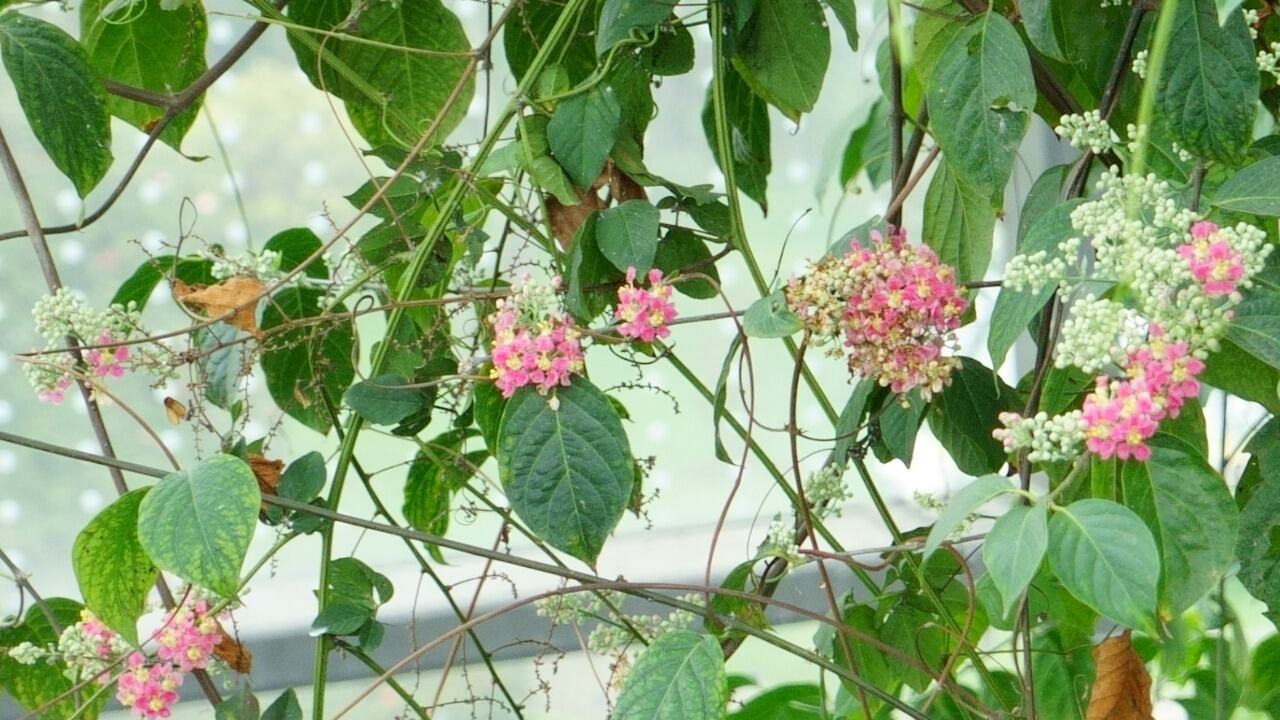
left=1178, top=221, right=1246, bottom=297
left=1124, top=324, right=1204, bottom=418
left=615, top=267, right=677, bottom=343
left=488, top=279, right=586, bottom=398
left=154, top=600, right=220, bottom=673
left=86, top=332, right=129, bottom=379
left=115, top=653, right=183, bottom=719
left=1081, top=376, right=1162, bottom=461
left=786, top=225, right=968, bottom=400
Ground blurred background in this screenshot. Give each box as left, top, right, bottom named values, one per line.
left=0, top=1, right=1271, bottom=717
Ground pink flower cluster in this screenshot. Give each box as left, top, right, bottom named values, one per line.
left=615, top=267, right=677, bottom=343
left=1179, top=221, right=1245, bottom=297
left=489, top=304, right=585, bottom=398
left=1081, top=325, right=1205, bottom=461
left=154, top=600, right=220, bottom=673
left=116, top=653, right=184, bottom=719
left=38, top=376, right=73, bottom=404
left=788, top=227, right=968, bottom=399
left=87, top=332, right=129, bottom=378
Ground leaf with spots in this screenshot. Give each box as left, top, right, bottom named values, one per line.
left=614, top=630, right=728, bottom=720
left=73, top=488, right=156, bottom=644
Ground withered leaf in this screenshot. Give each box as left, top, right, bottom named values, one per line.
left=247, top=453, right=283, bottom=499
left=174, top=277, right=264, bottom=336
left=213, top=624, right=252, bottom=674
left=163, top=397, right=188, bottom=425
left=547, top=189, right=603, bottom=250
left=1086, top=631, right=1153, bottom=720
left=607, top=163, right=646, bottom=203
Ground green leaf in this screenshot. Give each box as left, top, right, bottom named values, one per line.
left=728, top=683, right=823, bottom=719
left=1201, top=337, right=1280, bottom=413
left=548, top=86, right=623, bottom=187
left=279, top=451, right=327, bottom=503
left=405, top=438, right=486, bottom=560
left=1020, top=0, right=1065, bottom=61
left=596, top=199, right=660, bottom=273
left=197, top=324, right=247, bottom=411
left=874, top=390, right=925, bottom=465
left=343, top=374, right=427, bottom=425
left=742, top=290, right=801, bottom=338
left=261, top=690, right=303, bottom=720
left=922, top=161, right=997, bottom=283
left=1047, top=499, right=1159, bottom=630
left=73, top=488, right=156, bottom=644
left=1122, top=444, right=1237, bottom=615
left=497, top=379, right=635, bottom=564
left=988, top=199, right=1082, bottom=369
left=80, top=0, right=207, bottom=149
left=983, top=503, right=1048, bottom=617
left=111, top=255, right=215, bottom=310
left=137, top=454, right=260, bottom=597
left=613, top=630, right=728, bottom=720
left=259, top=288, right=356, bottom=434
left=1225, top=293, right=1280, bottom=369
left=263, top=227, right=328, bottom=279
left=827, top=0, right=858, bottom=51
left=473, top=380, right=507, bottom=454
left=924, top=13, right=1034, bottom=194
left=0, top=599, right=107, bottom=720
left=1212, top=156, right=1280, bottom=216
left=832, top=379, right=875, bottom=468
left=504, top=0, right=597, bottom=85
left=0, top=14, right=113, bottom=197
left=1237, top=433, right=1280, bottom=625
left=926, top=357, right=1007, bottom=475
left=309, top=603, right=372, bottom=637
left=286, top=0, right=473, bottom=149
left=839, top=98, right=892, bottom=190
left=327, top=556, right=393, bottom=610
left=1157, top=0, right=1257, bottom=164
left=565, top=213, right=626, bottom=321
left=520, top=113, right=580, bottom=206
left=731, top=0, right=830, bottom=121
left=215, top=685, right=260, bottom=720
left=654, top=228, right=720, bottom=299
left=597, top=0, right=673, bottom=55
left=703, top=68, right=771, bottom=212
left=923, top=473, right=1015, bottom=558
left=645, top=20, right=695, bottom=76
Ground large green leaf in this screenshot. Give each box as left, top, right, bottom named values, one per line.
left=653, top=227, right=720, bottom=299
left=983, top=503, right=1048, bottom=617
left=1156, top=0, right=1257, bottom=164
left=548, top=85, right=623, bottom=187
left=596, top=199, right=660, bottom=273
left=110, top=255, right=215, bottom=310
left=1225, top=293, right=1280, bottom=369
left=613, top=630, right=727, bottom=720
left=73, top=488, right=156, bottom=644
left=565, top=213, right=626, bottom=321
left=703, top=68, right=770, bottom=212
left=924, top=13, right=1034, bottom=194
left=1020, top=0, right=1065, bottom=61
left=264, top=227, right=328, bottom=279
left=925, top=357, right=1007, bottom=475
left=839, top=98, right=892, bottom=190
left=0, top=599, right=106, bottom=720
left=1200, top=337, right=1280, bottom=413
left=727, top=683, right=824, bottom=719
left=137, top=454, right=260, bottom=597
left=497, top=379, right=634, bottom=564
left=922, top=161, right=997, bottom=283
left=597, top=0, right=672, bottom=55
left=1047, top=499, right=1159, bottom=630
left=261, top=689, right=303, bottom=720
left=731, top=0, right=830, bottom=121
left=923, top=473, right=1015, bottom=558
left=519, top=113, right=579, bottom=206
left=0, top=14, right=113, bottom=197
left=286, top=0, right=473, bottom=148
left=80, top=0, right=207, bottom=149
left=1212, top=156, right=1280, bottom=216
left=343, top=374, right=427, bottom=425
left=1237, top=420, right=1280, bottom=625
left=504, top=0, right=598, bottom=85
left=1122, top=444, right=1237, bottom=614
left=259, top=288, right=356, bottom=434
left=988, top=199, right=1082, bottom=370
left=405, top=433, right=486, bottom=561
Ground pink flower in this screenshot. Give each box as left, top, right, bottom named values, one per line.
left=488, top=303, right=585, bottom=399
left=1178, top=221, right=1245, bottom=297
left=1081, top=377, right=1162, bottom=461
left=787, top=226, right=968, bottom=400
left=115, top=653, right=183, bottom=719
left=1124, top=325, right=1204, bottom=418
left=615, top=268, right=678, bottom=343
left=38, top=376, right=72, bottom=404
left=86, top=332, right=129, bottom=379
left=154, top=600, right=220, bottom=673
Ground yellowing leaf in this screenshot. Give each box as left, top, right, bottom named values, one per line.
left=175, top=277, right=265, bottom=336
left=1086, top=631, right=1153, bottom=720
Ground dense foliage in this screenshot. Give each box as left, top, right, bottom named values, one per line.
left=3, top=0, right=1280, bottom=717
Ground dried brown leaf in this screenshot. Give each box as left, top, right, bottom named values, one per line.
left=213, top=625, right=252, bottom=674
left=174, top=277, right=264, bottom=336
left=547, top=189, right=603, bottom=250
left=1086, top=631, right=1153, bottom=720
left=163, top=397, right=188, bottom=425
left=247, top=453, right=283, bottom=497
left=607, top=163, right=646, bottom=203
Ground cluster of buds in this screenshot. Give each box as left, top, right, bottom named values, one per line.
left=488, top=277, right=585, bottom=398
left=786, top=227, right=968, bottom=400
left=614, top=267, right=677, bottom=343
